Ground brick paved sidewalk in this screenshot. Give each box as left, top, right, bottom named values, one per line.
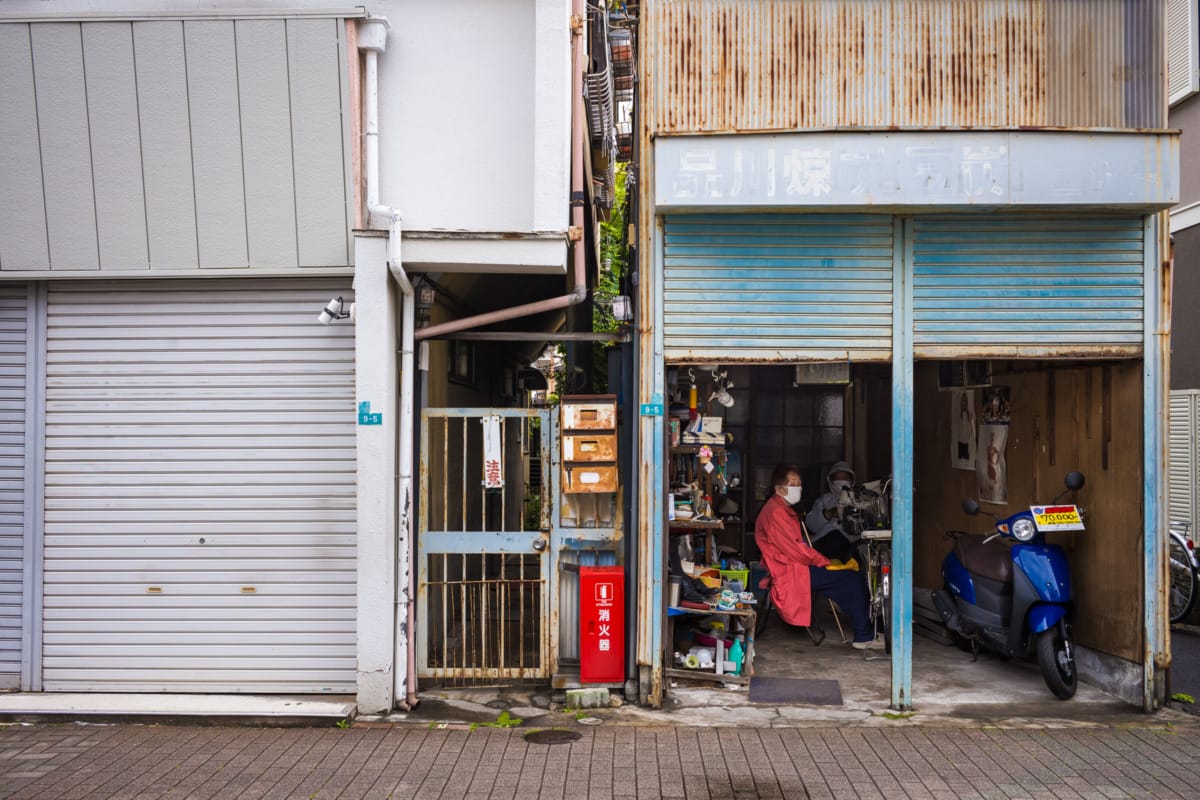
left=2, top=721, right=1198, bottom=799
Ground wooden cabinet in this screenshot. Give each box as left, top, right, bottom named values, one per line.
left=561, top=395, right=618, bottom=494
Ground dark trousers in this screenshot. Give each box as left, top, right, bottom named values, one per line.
left=809, top=565, right=873, bottom=642
left=811, top=530, right=856, bottom=562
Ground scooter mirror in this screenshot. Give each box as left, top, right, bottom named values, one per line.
left=1064, top=471, right=1085, bottom=491
left=962, top=499, right=981, bottom=516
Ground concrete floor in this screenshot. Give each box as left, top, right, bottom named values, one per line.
left=653, top=605, right=1147, bottom=727
left=405, top=605, right=1178, bottom=731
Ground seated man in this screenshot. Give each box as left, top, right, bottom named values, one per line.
left=755, top=463, right=883, bottom=650
left=805, top=461, right=859, bottom=563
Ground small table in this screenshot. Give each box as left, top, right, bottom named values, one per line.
left=664, top=604, right=756, bottom=686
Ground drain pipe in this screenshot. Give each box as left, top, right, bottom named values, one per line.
left=358, top=16, right=419, bottom=711
left=414, top=0, right=588, bottom=341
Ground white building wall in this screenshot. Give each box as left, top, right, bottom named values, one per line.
left=382, top=0, right=570, bottom=273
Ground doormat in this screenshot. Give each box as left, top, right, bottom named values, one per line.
left=748, top=676, right=843, bottom=705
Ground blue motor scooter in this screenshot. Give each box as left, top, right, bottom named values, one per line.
left=931, top=472, right=1086, bottom=699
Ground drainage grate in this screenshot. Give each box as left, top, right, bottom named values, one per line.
left=523, top=729, right=582, bottom=745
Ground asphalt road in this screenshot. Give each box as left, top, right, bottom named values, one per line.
left=1170, top=624, right=1200, bottom=712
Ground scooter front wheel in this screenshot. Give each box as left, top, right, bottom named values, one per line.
left=1036, top=626, right=1077, bottom=700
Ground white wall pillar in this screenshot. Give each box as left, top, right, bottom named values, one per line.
left=532, top=0, right=570, bottom=231
left=354, top=232, right=399, bottom=713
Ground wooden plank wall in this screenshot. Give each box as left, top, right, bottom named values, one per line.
left=912, top=360, right=1144, bottom=663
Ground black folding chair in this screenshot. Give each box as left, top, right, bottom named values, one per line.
left=754, top=569, right=837, bottom=645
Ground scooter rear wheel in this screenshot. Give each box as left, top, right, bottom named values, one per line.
left=1036, top=627, right=1077, bottom=700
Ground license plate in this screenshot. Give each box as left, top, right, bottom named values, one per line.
left=1030, top=505, right=1084, bottom=532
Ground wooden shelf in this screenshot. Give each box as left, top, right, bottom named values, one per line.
left=668, top=519, right=724, bottom=531
left=665, top=667, right=750, bottom=686
left=670, top=444, right=726, bottom=454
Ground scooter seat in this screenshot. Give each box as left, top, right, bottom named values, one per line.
left=954, top=535, right=1012, bottom=584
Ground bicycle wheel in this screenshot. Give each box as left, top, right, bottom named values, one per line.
left=881, top=548, right=892, bottom=655
left=1168, top=530, right=1198, bottom=624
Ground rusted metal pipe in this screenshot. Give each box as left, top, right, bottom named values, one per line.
left=430, top=331, right=630, bottom=342
left=414, top=0, right=588, bottom=342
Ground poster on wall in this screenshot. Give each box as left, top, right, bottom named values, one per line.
left=951, top=389, right=976, bottom=471
left=977, top=386, right=1010, bottom=504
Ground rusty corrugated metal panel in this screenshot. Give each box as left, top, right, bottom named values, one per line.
left=645, top=0, right=1166, bottom=134
left=1047, top=0, right=1166, bottom=129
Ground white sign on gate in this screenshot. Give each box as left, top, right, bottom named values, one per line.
left=482, top=415, right=504, bottom=489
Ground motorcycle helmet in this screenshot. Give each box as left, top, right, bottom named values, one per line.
left=826, top=461, right=856, bottom=493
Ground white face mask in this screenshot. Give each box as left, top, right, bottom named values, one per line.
left=831, top=480, right=853, bottom=495
left=783, top=485, right=803, bottom=505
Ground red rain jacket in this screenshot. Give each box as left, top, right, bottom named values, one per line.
left=754, top=493, right=830, bottom=627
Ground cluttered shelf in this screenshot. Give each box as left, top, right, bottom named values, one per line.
left=666, top=603, right=756, bottom=684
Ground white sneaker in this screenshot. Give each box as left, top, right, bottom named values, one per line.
left=852, top=634, right=886, bottom=651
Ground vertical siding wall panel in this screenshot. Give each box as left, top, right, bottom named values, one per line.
left=82, top=23, right=149, bottom=271
left=236, top=20, right=299, bottom=270
left=184, top=21, right=249, bottom=270
left=0, top=15, right=353, bottom=275
left=133, top=22, right=199, bottom=271
left=288, top=19, right=349, bottom=268
left=0, top=26, right=49, bottom=271
left=30, top=24, right=99, bottom=271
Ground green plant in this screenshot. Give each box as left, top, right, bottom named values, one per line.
left=592, top=163, right=629, bottom=391
left=335, top=718, right=350, bottom=729
left=880, top=711, right=915, bottom=720
left=480, top=710, right=523, bottom=729
left=1171, top=692, right=1194, bottom=704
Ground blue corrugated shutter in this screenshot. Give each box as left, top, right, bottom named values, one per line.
left=663, top=214, right=894, bottom=362
left=912, top=216, right=1144, bottom=355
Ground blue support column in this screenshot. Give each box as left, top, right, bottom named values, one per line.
left=1142, top=214, right=1165, bottom=711
left=891, top=217, right=914, bottom=710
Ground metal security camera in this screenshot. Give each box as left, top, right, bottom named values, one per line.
left=317, top=296, right=352, bottom=324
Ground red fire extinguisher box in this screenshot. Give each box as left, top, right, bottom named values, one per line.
left=579, top=566, right=624, bottom=683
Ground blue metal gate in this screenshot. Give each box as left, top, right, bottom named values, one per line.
left=417, top=408, right=552, bottom=683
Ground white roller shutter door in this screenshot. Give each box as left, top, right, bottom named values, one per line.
left=1170, top=390, right=1200, bottom=529
left=0, top=284, right=29, bottom=690
left=42, top=279, right=356, bottom=692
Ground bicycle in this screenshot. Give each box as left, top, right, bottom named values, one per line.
left=861, top=528, right=892, bottom=656
left=845, top=476, right=893, bottom=657
left=1168, top=520, right=1198, bottom=624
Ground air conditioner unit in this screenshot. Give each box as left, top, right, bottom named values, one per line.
left=938, top=360, right=992, bottom=390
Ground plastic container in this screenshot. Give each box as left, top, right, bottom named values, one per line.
left=668, top=575, right=682, bottom=607
left=720, top=569, right=749, bottom=590
left=693, top=632, right=733, bottom=650
left=729, top=636, right=745, bottom=676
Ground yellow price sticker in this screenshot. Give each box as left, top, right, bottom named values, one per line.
left=1030, top=505, right=1084, bottom=532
